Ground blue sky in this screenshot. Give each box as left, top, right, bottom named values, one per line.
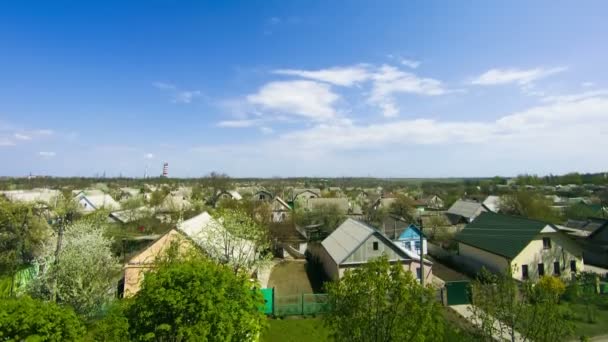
left=1, top=1, right=607, bottom=177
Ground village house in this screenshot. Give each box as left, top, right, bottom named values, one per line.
left=1, top=188, right=60, bottom=205
left=270, top=196, right=291, bottom=222
left=290, top=188, right=321, bottom=203
left=455, top=212, right=584, bottom=282
left=253, top=189, right=273, bottom=201
left=446, top=199, right=489, bottom=224
left=74, top=191, right=121, bottom=212
left=314, top=218, right=433, bottom=283
left=122, top=229, right=196, bottom=296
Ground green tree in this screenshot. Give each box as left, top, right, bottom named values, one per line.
left=0, top=200, right=50, bottom=277
left=325, top=256, right=444, bottom=342
left=29, top=220, right=121, bottom=318
left=470, top=268, right=572, bottom=342
left=125, top=258, right=265, bottom=341
left=389, top=194, right=416, bottom=222
left=294, top=203, right=346, bottom=237
left=0, top=296, right=85, bottom=341
left=499, top=191, right=561, bottom=223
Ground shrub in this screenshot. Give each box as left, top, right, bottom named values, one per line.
left=537, top=276, right=566, bottom=299
left=0, top=297, right=84, bottom=341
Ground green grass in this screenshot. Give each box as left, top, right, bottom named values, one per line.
left=261, top=309, right=480, bottom=342
left=261, top=318, right=330, bottom=342
left=562, top=294, right=608, bottom=339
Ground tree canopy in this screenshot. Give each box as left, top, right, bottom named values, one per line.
left=324, top=256, right=444, bottom=342
left=0, top=296, right=85, bottom=342
left=499, top=191, right=562, bottom=223
left=125, top=258, right=266, bottom=341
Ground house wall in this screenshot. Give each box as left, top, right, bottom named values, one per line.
left=343, top=234, right=402, bottom=263
left=458, top=242, right=510, bottom=273
left=123, top=230, right=194, bottom=297
left=77, top=197, right=95, bottom=212
left=511, top=233, right=584, bottom=282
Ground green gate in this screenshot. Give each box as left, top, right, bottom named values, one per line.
left=260, top=288, right=274, bottom=314
left=445, top=280, right=470, bottom=305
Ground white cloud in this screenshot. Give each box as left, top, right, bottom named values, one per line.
left=540, top=89, right=608, bottom=103
left=39, top=151, right=56, bottom=158
left=582, top=82, right=595, bottom=88
left=273, top=65, right=370, bottom=86
left=260, top=126, right=274, bottom=134
left=14, top=133, right=31, bottom=140
left=173, top=90, right=201, bottom=104
left=217, top=119, right=260, bottom=128
left=152, top=82, right=176, bottom=90
left=471, top=67, right=566, bottom=86
left=369, top=65, right=447, bottom=117
left=144, top=153, right=155, bottom=159
left=247, top=80, right=339, bottom=121
left=153, top=82, right=201, bottom=104
left=0, top=137, right=15, bottom=146
left=400, top=59, right=421, bottom=69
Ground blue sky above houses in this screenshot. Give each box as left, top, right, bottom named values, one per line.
left=1, top=1, right=607, bottom=177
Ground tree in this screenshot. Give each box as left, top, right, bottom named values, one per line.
left=0, top=200, right=50, bottom=277
left=294, top=203, right=346, bottom=237
left=0, top=296, right=85, bottom=341
left=389, top=194, right=416, bottom=222
left=324, top=256, right=444, bottom=342
left=499, top=191, right=562, bottom=223
left=470, top=268, right=572, bottom=342
left=29, top=220, right=121, bottom=318
left=125, top=258, right=265, bottom=341
left=199, top=209, right=271, bottom=274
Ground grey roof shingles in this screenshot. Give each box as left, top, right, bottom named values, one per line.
left=447, top=199, right=486, bottom=219
left=321, top=219, right=374, bottom=265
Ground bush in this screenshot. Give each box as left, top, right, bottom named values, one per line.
left=125, top=258, right=266, bottom=341
left=0, top=297, right=85, bottom=341
left=537, top=276, right=566, bottom=299
left=86, top=302, right=130, bottom=342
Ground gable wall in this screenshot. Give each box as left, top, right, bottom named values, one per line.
left=511, top=233, right=584, bottom=282
left=343, top=234, right=403, bottom=264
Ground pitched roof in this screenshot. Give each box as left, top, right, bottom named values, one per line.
left=306, top=197, right=350, bottom=213
left=447, top=199, right=487, bottom=219
left=482, top=196, right=501, bottom=213
left=455, top=212, right=554, bottom=259
left=321, top=218, right=428, bottom=266
left=79, top=193, right=121, bottom=210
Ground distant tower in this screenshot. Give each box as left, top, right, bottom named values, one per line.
left=162, top=162, right=169, bottom=177
left=144, top=165, right=148, bottom=179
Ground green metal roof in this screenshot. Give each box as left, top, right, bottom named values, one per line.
left=454, top=212, right=551, bottom=259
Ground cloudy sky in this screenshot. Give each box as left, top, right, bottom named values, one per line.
left=1, top=1, right=607, bottom=177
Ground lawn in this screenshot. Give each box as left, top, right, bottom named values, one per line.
left=261, top=318, right=330, bottom=342
left=562, top=294, right=608, bottom=339
left=260, top=308, right=480, bottom=342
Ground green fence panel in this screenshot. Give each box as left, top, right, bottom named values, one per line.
left=446, top=281, right=470, bottom=305
left=260, top=288, right=274, bottom=314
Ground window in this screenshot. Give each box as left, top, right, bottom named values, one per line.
left=416, top=267, right=422, bottom=280
left=543, top=237, right=552, bottom=250
left=570, top=260, right=577, bottom=273
left=414, top=241, right=422, bottom=254
left=553, top=261, right=560, bottom=276
left=373, top=241, right=379, bottom=251
left=522, top=265, right=529, bottom=280
left=538, top=263, right=545, bottom=276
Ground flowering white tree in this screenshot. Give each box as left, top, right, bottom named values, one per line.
left=29, top=220, right=121, bottom=317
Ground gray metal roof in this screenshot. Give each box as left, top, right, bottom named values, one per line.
left=447, top=199, right=485, bottom=219
left=321, top=218, right=373, bottom=265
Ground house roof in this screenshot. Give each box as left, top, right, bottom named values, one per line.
left=455, top=212, right=554, bottom=259
left=447, top=199, right=487, bottom=219
left=109, top=206, right=151, bottom=223
left=482, top=196, right=501, bottom=213
left=79, top=193, right=121, bottom=210
left=321, top=218, right=429, bottom=266
left=306, top=197, right=350, bottom=213
left=322, top=219, right=375, bottom=265
left=272, top=196, right=291, bottom=210
left=1, top=189, right=60, bottom=205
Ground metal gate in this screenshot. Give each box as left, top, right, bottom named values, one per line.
left=260, top=288, right=274, bottom=314
left=445, top=280, right=471, bottom=305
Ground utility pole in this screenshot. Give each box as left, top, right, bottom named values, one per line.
left=419, top=218, right=425, bottom=287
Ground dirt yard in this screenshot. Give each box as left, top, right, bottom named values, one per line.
left=267, top=260, right=324, bottom=296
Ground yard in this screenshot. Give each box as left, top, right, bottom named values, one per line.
left=267, top=260, right=325, bottom=295
left=260, top=308, right=481, bottom=342
left=562, top=293, right=608, bottom=339
left=261, top=318, right=330, bottom=342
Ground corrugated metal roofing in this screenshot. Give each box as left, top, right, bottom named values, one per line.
left=447, top=199, right=485, bottom=219
left=321, top=218, right=374, bottom=265
left=455, top=212, right=551, bottom=259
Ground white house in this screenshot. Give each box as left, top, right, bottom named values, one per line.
left=75, top=192, right=121, bottom=212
